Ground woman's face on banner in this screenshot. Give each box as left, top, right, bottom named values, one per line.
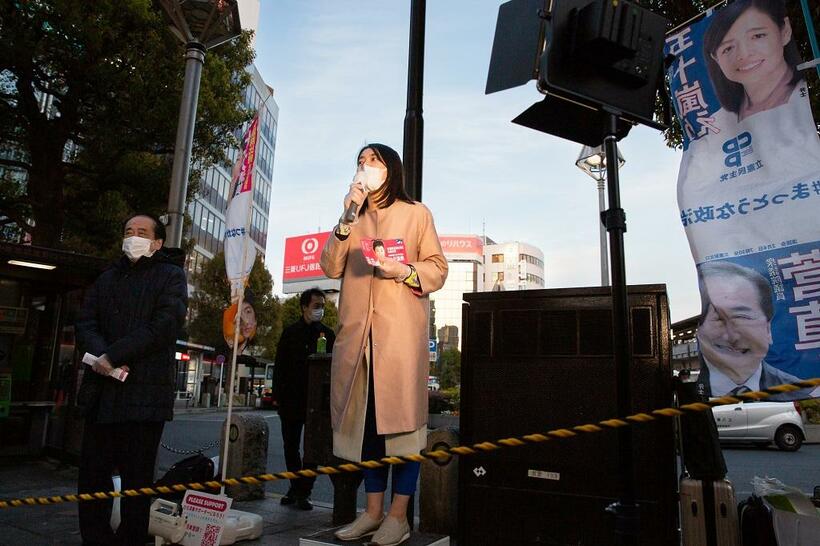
left=711, top=8, right=791, bottom=93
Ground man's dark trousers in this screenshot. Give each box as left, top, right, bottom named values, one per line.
left=78, top=421, right=165, bottom=545
left=281, top=417, right=316, bottom=498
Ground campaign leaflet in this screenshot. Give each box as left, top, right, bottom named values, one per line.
left=360, top=238, right=408, bottom=266
left=665, top=0, right=820, bottom=398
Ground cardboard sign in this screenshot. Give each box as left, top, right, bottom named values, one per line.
left=181, top=491, right=232, bottom=546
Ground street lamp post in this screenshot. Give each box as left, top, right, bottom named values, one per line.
left=159, top=0, right=242, bottom=248
left=576, top=144, right=625, bottom=287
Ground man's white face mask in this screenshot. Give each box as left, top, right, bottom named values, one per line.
left=310, top=309, right=325, bottom=322
left=122, top=236, right=156, bottom=262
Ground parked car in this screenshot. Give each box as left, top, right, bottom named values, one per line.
left=428, top=376, right=440, bottom=391
left=712, top=400, right=806, bottom=451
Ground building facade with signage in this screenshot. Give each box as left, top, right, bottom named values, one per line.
left=281, top=231, right=340, bottom=301
left=0, top=242, right=107, bottom=457
left=429, top=235, right=487, bottom=352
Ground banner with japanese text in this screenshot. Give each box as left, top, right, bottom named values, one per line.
left=665, top=0, right=820, bottom=399
left=224, top=115, right=259, bottom=302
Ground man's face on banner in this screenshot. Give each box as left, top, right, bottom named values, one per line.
left=698, top=275, right=772, bottom=383
left=711, top=7, right=791, bottom=93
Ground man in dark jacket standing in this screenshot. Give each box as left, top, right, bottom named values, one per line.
left=273, top=288, right=335, bottom=510
left=75, top=213, right=187, bottom=545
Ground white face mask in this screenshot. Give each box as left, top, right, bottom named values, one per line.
left=122, top=236, right=156, bottom=262
left=361, top=164, right=387, bottom=192
left=310, top=309, right=325, bottom=322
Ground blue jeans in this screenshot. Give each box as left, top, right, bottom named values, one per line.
left=361, top=356, right=420, bottom=496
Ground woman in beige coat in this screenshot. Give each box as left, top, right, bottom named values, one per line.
left=321, top=143, right=447, bottom=545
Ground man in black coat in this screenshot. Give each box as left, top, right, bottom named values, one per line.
left=273, top=288, right=335, bottom=510
left=75, top=213, right=187, bottom=546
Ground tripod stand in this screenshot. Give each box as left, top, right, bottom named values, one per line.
left=600, top=109, right=640, bottom=545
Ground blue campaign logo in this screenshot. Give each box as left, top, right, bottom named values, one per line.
left=722, top=131, right=753, bottom=168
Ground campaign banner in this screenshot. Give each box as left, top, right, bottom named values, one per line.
left=181, top=491, right=232, bottom=546
left=224, top=115, right=260, bottom=302
left=665, top=0, right=820, bottom=399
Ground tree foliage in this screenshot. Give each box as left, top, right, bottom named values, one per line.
left=0, top=0, right=255, bottom=251
left=439, top=347, right=461, bottom=389
left=188, top=252, right=283, bottom=360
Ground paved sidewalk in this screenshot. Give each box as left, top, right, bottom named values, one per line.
left=0, top=458, right=350, bottom=546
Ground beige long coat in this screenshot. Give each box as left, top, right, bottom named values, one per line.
left=320, top=200, right=448, bottom=445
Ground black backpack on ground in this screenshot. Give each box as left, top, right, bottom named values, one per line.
left=154, top=454, right=215, bottom=503
left=738, top=495, right=777, bottom=546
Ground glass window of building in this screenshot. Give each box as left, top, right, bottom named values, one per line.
left=492, top=253, right=504, bottom=263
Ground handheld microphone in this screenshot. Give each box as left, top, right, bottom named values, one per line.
left=343, top=201, right=359, bottom=224
left=343, top=172, right=367, bottom=224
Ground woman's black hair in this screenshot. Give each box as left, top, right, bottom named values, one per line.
left=356, top=143, right=414, bottom=214
left=372, top=239, right=385, bottom=250
left=703, top=0, right=801, bottom=114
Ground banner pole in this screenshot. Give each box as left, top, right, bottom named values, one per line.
left=220, top=187, right=254, bottom=493
left=798, top=0, right=820, bottom=80
left=219, top=105, right=265, bottom=494
left=219, top=285, right=245, bottom=494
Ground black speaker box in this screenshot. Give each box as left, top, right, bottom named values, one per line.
left=458, top=285, right=677, bottom=545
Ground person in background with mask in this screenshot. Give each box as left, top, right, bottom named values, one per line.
left=322, top=143, right=447, bottom=546
left=272, top=287, right=335, bottom=510
left=75, top=213, right=187, bottom=545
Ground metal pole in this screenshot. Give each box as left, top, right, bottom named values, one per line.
left=401, top=7, right=425, bottom=525
left=217, top=359, right=224, bottom=407
left=798, top=0, right=820, bottom=80
left=597, top=179, right=610, bottom=286
left=166, top=42, right=206, bottom=248
left=403, top=0, right=426, bottom=202
left=602, top=112, right=638, bottom=545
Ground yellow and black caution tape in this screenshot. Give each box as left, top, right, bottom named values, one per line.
left=2, top=377, right=818, bottom=510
